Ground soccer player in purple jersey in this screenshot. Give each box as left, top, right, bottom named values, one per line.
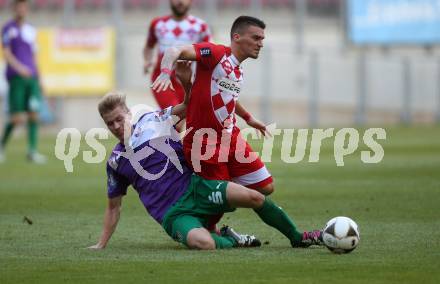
left=88, top=92, right=324, bottom=250
left=0, top=0, right=46, bottom=163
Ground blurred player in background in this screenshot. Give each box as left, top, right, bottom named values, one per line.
left=143, top=0, right=212, bottom=112
left=0, top=0, right=46, bottom=164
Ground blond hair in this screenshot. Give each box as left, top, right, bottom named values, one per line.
left=98, top=92, right=129, bottom=117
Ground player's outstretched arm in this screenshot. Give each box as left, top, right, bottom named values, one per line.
left=88, top=196, right=122, bottom=250
left=151, top=45, right=197, bottom=93
left=175, top=60, right=193, bottom=97
left=235, top=101, right=271, bottom=137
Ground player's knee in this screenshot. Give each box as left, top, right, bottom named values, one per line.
left=187, top=229, right=216, bottom=250
left=11, top=115, right=25, bottom=126
left=28, top=112, right=39, bottom=122
left=191, top=237, right=216, bottom=250
left=248, top=190, right=265, bottom=208
left=258, top=183, right=274, bottom=196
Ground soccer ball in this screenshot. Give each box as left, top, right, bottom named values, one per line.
left=322, top=216, right=360, bottom=254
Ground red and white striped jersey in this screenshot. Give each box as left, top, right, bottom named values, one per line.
left=147, top=15, right=212, bottom=56
left=185, top=42, right=244, bottom=145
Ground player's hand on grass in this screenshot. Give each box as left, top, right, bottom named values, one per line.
left=246, top=116, right=272, bottom=138
left=87, top=243, right=105, bottom=250
left=151, top=71, right=175, bottom=93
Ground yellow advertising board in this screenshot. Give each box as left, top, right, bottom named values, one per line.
left=0, top=44, right=6, bottom=97
left=37, top=27, right=115, bottom=96
left=0, top=42, right=3, bottom=62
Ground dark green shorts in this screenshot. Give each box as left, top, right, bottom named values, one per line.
left=8, top=76, right=42, bottom=114
left=162, top=174, right=236, bottom=246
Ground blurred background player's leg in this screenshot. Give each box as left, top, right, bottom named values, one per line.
left=26, top=111, right=46, bottom=164
left=26, top=77, right=46, bottom=163
left=0, top=76, right=27, bottom=162
left=0, top=116, right=17, bottom=162
left=0, top=76, right=46, bottom=164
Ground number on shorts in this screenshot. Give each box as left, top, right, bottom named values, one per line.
left=208, top=191, right=223, bottom=205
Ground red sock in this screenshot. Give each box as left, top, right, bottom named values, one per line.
left=206, top=213, right=224, bottom=235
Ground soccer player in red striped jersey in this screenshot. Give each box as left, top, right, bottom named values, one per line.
left=152, top=16, right=275, bottom=231
left=143, top=0, right=212, bottom=111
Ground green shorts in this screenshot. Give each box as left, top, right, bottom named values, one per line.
left=8, top=76, right=42, bottom=114
left=162, top=174, right=236, bottom=247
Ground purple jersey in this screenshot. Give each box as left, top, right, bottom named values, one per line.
left=106, top=107, right=192, bottom=224
left=1, top=20, right=38, bottom=80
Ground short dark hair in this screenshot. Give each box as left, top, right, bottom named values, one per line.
left=230, top=16, right=266, bottom=39
left=14, top=0, right=28, bottom=4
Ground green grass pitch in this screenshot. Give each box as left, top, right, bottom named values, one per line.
left=1, top=126, right=439, bottom=283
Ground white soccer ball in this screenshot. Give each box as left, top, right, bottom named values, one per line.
left=322, top=216, right=360, bottom=254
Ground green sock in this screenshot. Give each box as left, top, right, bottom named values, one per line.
left=210, top=233, right=236, bottom=249
left=254, top=198, right=303, bottom=245
left=1, top=122, right=14, bottom=148
left=28, top=120, right=38, bottom=153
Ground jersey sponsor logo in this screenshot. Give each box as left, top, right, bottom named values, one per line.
left=218, top=78, right=241, bottom=95
left=200, top=47, right=211, bottom=57
left=208, top=191, right=224, bottom=205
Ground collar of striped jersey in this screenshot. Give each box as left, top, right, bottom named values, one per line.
left=229, top=54, right=241, bottom=66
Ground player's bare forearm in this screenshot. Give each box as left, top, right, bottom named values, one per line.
left=161, top=45, right=198, bottom=70
left=235, top=101, right=251, bottom=119
left=172, top=84, right=192, bottom=120
left=172, top=103, right=187, bottom=120
left=160, top=47, right=181, bottom=71
left=235, top=101, right=271, bottom=137
left=173, top=45, right=198, bottom=62
left=152, top=45, right=197, bottom=92
left=99, top=207, right=120, bottom=246
left=89, top=197, right=121, bottom=249
left=175, top=61, right=193, bottom=103
left=150, top=47, right=181, bottom=92
left=182, top=83, right=191, bottom=105
left=171, top=81, right=191, bottom=120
